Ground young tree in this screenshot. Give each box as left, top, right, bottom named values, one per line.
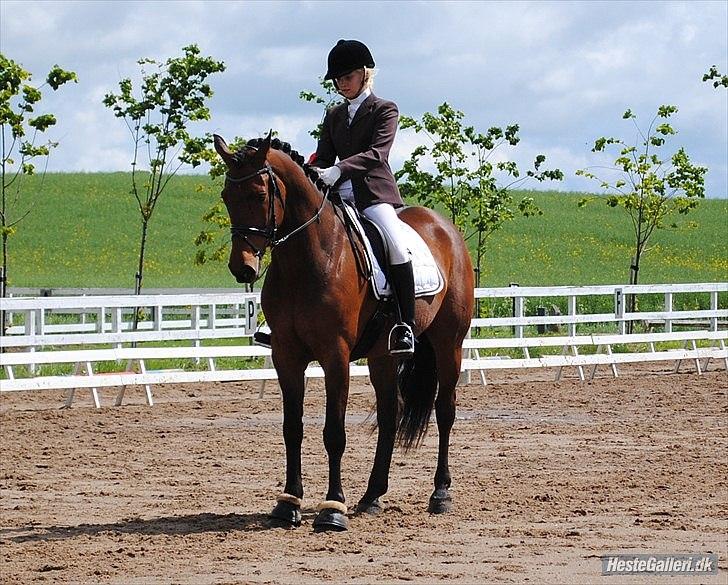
left=194, top=136, right=247, bottom=267
left=703, top=65, right=728, bottom=88
left=0, top=54, right=76, bottom=311
left=103, top=44, right=225, bottom=297
left=576, top=105, right=707, bottom=323
left=397, top=102, right=562, bottom=288
left=299, top=78, right=342, bottom=140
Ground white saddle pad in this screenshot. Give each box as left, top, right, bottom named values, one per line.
left=340, top=203, right=444, bottom=300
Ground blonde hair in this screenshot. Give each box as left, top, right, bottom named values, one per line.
left=363, top=67, right=377, bottom=90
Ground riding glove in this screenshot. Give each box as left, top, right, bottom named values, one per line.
left=317, top=166, right=342, bottom=186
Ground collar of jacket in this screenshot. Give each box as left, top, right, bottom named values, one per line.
left=338, top=93, right=376, bottom=128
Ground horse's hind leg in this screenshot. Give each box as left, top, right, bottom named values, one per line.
left=356, top=356, right=398, bottom=515
left=428, top=341, right=463, bottom=514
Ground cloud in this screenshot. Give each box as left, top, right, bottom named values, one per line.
left=1, top=0, right=725, bottom=198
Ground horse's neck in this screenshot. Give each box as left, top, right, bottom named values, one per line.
left=273, top=171, right=345, bottom=276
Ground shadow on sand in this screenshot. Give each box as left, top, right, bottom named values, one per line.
left=2, top=510, right=318, bottom=543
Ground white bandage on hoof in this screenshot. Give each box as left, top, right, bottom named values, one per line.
left=276, top=493, right=302, bottom=507
left=316, top=500, right=347, bottom=514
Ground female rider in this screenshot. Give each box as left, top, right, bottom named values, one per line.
left=314, top=39, right=415, bottom=356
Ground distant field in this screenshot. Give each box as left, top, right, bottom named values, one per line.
left=5, top=173, right=727, bottom=291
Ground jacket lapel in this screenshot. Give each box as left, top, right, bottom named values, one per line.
left=349, top=93, right=375, bottom=128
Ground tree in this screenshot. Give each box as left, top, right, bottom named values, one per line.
left=397, top=102, right=562, bottom=289
left=703, top=65, right=728, bottom=88
left=299, top=78, right=342, bottom=140
left=0, top=54, right=76, bottom=312
left=103, top=44, right=225, bottom=298
left=576, top=105, right=707, bottom=324
left=194, top=78, right=339, bottom=270
left=194, top=136, right=248, bottom=267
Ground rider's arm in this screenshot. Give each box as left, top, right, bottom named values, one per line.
left=336, top=100, right=398, bottom=179
left=315, top=108, right=338, bottom=169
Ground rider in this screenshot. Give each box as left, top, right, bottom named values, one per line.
left=314, top=39, right=415, bottom=356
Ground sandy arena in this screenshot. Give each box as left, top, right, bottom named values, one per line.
left=1, top=364, right=726, bottom=584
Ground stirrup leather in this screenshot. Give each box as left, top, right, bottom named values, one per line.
left=388, top=323, right=414, bottom=355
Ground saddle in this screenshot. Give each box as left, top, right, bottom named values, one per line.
left=337, top=201, right=444, bottom=300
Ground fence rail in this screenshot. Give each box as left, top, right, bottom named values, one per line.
left=1, top=283, right=726, bottom=408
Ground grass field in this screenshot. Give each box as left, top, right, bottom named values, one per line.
left=4, top=172, right=727, bottom=291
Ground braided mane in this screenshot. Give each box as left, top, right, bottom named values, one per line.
left=245, top=137, right=331, bottom=197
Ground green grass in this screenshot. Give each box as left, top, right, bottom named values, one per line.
left=476, top=190, right=727, bottom=287
left=4, top=173, right=727, bottom=290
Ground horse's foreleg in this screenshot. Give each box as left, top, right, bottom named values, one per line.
left=429, top=344, right=462, bottom=514
left=313, top=354, right=351, bottom=532
left=270, top=355, right=307, bottom=527
left=357, top=356, right=398, bottom=515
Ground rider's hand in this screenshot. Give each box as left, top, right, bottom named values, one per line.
left=317, top=166, right=342, bottom=186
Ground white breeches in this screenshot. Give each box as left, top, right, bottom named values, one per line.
left=362, top=203, right=412, bottom=265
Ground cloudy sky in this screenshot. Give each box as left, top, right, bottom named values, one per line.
left=2, top=0, right=727, bottom=197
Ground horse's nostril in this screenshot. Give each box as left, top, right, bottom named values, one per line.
left=234, top=265, right=257, bottom=283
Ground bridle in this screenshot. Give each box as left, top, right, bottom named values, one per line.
left=225, top=159, right=328, bottom=259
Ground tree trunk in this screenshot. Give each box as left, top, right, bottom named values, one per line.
left=1, top=232, right=7, bottom=336
left=627, top=251, right=642, bottom=333
left=132, top=219, right=150, bottom=333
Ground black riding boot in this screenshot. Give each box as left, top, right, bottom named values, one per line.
left=388, top=261, right=415, bottom=356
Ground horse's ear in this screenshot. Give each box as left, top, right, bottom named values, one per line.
left=252, top=130, right=272, bottom=164
left=213, top=134, right=235, bottom=167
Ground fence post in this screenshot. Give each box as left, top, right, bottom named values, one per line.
left=614, top=287, right=625, bottom=335
left=98, top=306, right=106, bottom=334
left=664, top=292, right=673, bottom=333
left=112, top=307, right=123, bottom=352
left=710, top=291, right=718, bottom=332
left=510, top=283, right=523, bottom=338
left=192, top=305, right=201, bottom=364
left=26, top=309, right=37, bottom=375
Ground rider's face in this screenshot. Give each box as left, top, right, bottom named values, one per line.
left=335, top=69, right=365, bottom=100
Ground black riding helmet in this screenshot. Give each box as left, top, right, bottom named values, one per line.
left=324, top=39, right=375, bottom=80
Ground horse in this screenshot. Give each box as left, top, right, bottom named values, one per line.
left=213, top=132, right=474, bottom=532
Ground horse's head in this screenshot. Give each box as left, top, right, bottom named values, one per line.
left=214, top=133, right=284, bottom=284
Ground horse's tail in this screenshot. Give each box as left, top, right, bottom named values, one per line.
left=396, top=334, right=438, bottom=451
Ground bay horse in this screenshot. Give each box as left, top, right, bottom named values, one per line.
left=214, top=133, right=474, bottom=531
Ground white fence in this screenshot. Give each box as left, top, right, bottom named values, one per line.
left=1, top=283, right=726, bottom=408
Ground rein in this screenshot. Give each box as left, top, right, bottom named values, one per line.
left=225, top=162, right=329, bottom=257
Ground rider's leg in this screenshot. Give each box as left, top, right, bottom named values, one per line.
left=362, top=203, right=415, bottom=356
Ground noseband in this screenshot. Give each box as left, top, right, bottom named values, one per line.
left=225, top=161, right=328, bottom=258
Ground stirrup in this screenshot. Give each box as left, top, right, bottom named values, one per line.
left=253, top=331, right=272, bottom=348
left=388, top=323, right=414, bottom=356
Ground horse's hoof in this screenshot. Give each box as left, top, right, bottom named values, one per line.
left=312, top=508, right=349, bottom=532
left=270, top=500, right=301, bottom=527
left=355, top=498, right=383, bottom=516
left=428, top=488, right=453, bottom=514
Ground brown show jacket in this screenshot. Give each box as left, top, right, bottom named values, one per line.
left=315, top=93, right=404, bottom=210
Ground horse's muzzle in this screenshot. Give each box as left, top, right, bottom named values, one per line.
left=230, top=264, right=258, bottom=284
